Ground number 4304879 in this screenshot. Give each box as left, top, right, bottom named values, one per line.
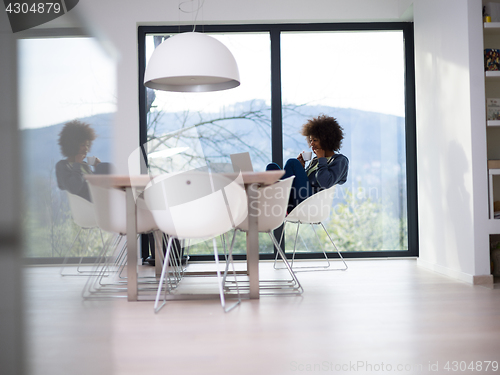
left=444, top=361, right=498, bottom=372
left=5, top=3, right=61, bottom=14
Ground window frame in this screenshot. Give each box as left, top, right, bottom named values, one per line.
left=138, top=22, right=418, bottom=261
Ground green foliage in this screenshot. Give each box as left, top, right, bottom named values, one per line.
left=180, top=187, right=408, bottom=257
left=323, top=188, right=408, bottom=252
left=22, top=175, right=112, bottom=258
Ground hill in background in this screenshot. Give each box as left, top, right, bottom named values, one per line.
left=21, top=102, right=406, bottom=193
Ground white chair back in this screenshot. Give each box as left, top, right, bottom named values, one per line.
left=66, top=192, right=97, bottom=229
left=88, top=183, right=157, bottom=235
left=144, top=171, right=247, bottom=240
left=236, top=177, right=294, bottom=232
left=285, top=186, right=336, bottom=224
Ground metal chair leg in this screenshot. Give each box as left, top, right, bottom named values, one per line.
left=286, top=223, right=332, bottom=270
left=320, top=222, right=348, bottom=271
left=76, top=229, right=107, bottom=274
left=60, top=228, right=83, bottom=276
left=82, top=233, right=123, bottom=299
left=273, top=221, right=300, bottom=270
left=222, top=230, right=238, bottom=286
left=213, top=237, right=240, bottom=313
left=274, top=221, right=348, bottom=272
left=154, top=236, right=174, bottom=313
left=268, top=232, right=303, bottom=294
left=61, top=228, right=106, bottom=276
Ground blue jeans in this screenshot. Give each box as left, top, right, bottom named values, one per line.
left=266, top=158, right=312, bottom=212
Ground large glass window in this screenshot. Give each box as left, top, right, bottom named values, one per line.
left=19, top=36, right=116, bottom=258
left=143, top=32, right=273, bottom=255
left=281, top=31, right=408, bottom=253
left=139, top=23, right=416, bottom=259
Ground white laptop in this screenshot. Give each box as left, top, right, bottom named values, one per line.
left=230, top=152, right=254, bottom=172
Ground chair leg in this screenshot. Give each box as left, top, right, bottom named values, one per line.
left=307, top=223, right=331, bottom=269
left=222, top=230, right=239, bottom=287
left=169, top=241, right=183, bottom=288
left=273, top=224, right=286, bottom=269
left=60, top=227, right=83, bottom=276
left=290, top=223, right=346, bottom=271
left=274, top=221, right=347, bottom=272
left=291, top=222, right=301, bottom=268
left=213, top=237, right=240, bottom=313
left=81, top=233, right=122, bottom=299
left=91, top=236, right=127, bottom=289
left=158, top=235, right=177, bottom=291
left=273, top=221, right=301, bottom=270
left=154, top=236, right=174, bottom=313
left=269, top=232, right=303, bottom=294
left=162, top=236, right=181, bottom=285
left=75, top=229, right=98, bottom=273
left=61, top=228, right=111, bottom=277
left=320, top=222, right=348, bottom=271
left=61, top=228, right=97, bottom=276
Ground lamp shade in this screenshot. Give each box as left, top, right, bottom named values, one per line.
left=144, top=32, right=240, bottom=92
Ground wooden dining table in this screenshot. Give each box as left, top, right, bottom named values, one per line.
left=85, top=170, right=284, bottom=301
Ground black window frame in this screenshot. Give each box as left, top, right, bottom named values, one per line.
left=138, top=22, right=418, bottom=261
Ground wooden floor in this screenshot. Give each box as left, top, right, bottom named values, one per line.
left=24, top=259, right=500, bottom=375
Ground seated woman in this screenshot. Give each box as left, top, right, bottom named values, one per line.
left=56, top=120, right=111, bottom=201
left=267, top=114, right=349, bottom=212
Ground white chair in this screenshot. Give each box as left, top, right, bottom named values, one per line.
left=225, top=176, right=303, bottom=295
left=144, top=171, right=248, bottom=313
left=83, top=183, right=161, bottom=298
left=88, top=184, right=158, bottom=235
left=275, top=186, right=348, bottom=271
left=60, top=192, right=105, bottom=276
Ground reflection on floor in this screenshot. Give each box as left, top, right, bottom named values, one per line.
left=24, top=259, right=500, bottom=375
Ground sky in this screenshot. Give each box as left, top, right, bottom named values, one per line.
left=18, top=31, right=405, bottom=129
left=18, top=37, right=117, bottom=129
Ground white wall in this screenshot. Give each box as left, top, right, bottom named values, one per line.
left=414, top=0, right=490, bottom=282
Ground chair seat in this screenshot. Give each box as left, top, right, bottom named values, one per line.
left=285, top=187, right=335, bottom=224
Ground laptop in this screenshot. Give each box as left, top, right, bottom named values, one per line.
left=230, top=152, right=254, bottom=172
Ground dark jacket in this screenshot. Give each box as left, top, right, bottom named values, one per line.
left=306, top=153, right=349, bottom=194
left=55, top=159, right=92, bottom=201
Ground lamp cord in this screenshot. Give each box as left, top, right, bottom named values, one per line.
left=178, top=0, right=205, bottom=32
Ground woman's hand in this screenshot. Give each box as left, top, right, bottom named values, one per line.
left=312, top=147, right=326, bottom=159
left=297, top=152, right=305, bottom=168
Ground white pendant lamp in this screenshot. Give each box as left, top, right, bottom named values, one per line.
left=144, top=32, right=240, bottom=92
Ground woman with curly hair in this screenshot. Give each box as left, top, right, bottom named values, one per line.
left=267, top=114, right=349, bottom=211
left=55, top=120, right=109, bottom=201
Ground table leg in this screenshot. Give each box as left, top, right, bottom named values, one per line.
left=246, top=183, right=260, bottom=299
left=126, top=187, right=138, bottom=301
